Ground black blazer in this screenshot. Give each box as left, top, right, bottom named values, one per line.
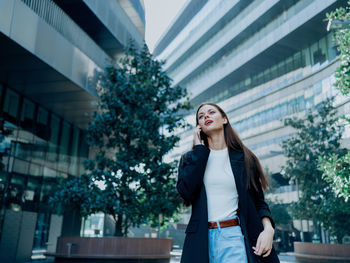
left=177, top=145, right=280, bottom=263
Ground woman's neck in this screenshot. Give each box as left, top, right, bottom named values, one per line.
left=207, top=130, right=226, bottom=150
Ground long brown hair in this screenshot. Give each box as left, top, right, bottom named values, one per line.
left=195, top=102, right=269, bottom=192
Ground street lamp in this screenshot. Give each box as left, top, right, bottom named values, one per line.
left=327, top=19, right=350, bottom=31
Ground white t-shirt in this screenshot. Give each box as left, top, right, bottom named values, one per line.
left=203, top=147, right=239, bottom=221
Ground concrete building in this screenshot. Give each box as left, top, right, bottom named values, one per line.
left=0, top=0, right=145, bottom=261
left=155, top=0, right=348, bottom=246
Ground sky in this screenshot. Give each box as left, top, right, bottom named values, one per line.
left=144, top=0, right=187, bottom=53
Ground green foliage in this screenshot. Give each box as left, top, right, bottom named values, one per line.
left=321, top=1, right=350, bottom=201
left=326, top=1, right=350, bottom=95
left=267, top=199, right=292, bottom=230
left=52, top=43, right=191, bottom=236
left=281, top=97, right=350, bottom=242
left=318, top=153, right=350, bottom=201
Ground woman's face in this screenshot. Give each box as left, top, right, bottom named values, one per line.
left=197, top=104, right=227, bottom=135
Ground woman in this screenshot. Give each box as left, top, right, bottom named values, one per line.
left=177, top=103, right=279, bottom=263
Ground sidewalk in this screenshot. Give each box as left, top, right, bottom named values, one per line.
left=278, top=253, right=298, bottom=262
left=29, top=252, right=297, bottom=263
left=169, top=250, right=298, bottom=263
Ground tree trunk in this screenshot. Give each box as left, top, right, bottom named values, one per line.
left=337, top=233, right=342, bottom=244
left=114, top=214, right=123, bottom=237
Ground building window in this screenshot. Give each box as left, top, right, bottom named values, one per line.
left=58, top=121, right=71, bottom=172
left=36, top=107, right=49, bottom=140
left=32, top=213, right=51, bottom=252
left=285, top=56, right=294, bottom=73
left=293, top=52, right=302, bottom=69
left=29, top=162, right=42, bottom=177
left=78, top=132, right=89, bottom=175
left=326, top=33, right=339, bottom=61
left=20, top=99, right=35, bottom=131
left=47, top=115, right=60, bottom=163
left=22, top=177, right=41, bottom=212
left=14, top=141, right=32, bottom=161
left=3, top=89, right=20, bottom=124
left=277, top=60, right=286, bottom=77
left=7, top=174, right=25, bottom=211
left=12, top=158, right=30, bottom=175
left=313, top=49, right=326, bottom=65
left=69, top=127, right=80, bottom=176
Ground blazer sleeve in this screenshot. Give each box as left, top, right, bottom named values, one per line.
left=176, top=145, right=210, bottom=203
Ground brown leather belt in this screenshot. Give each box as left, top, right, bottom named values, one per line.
left=208, top=218, right=239, bottom=229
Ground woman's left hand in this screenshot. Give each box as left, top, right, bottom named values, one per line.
left=252, top=226, right=274, bottom=257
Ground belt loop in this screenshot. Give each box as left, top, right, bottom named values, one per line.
left=216, top=219, right=221, bottom=230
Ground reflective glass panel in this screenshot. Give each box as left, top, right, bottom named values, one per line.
left=36, top=107, right=49, bottom=140
left=3, top=89, right=19, bottom=123
left=58, top=121, right=71, bottom=172
left=20, top=98, right=35, bottom=131
left=47, top=115, right=60, bottom=163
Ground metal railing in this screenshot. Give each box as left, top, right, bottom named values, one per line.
left=21, top=0, right=110, bottom=68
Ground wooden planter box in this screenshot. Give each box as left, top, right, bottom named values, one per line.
left=293, top=242, right=350, bottom=263
left=46, top=236, right=173, bottom=262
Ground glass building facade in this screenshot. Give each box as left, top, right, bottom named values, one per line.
left=157, top=0, right=346, bottom=163
left=0, top=84, right=89, bottom=258
left=192, top=32, right=338, bottom=107
left=155, top=0, right=349, bottom=246
left=0, top=0, right=145, bottom=261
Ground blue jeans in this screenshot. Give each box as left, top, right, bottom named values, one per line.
left=208, top=216, right=248, bottom=263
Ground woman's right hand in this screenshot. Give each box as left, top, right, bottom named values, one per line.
left=193, top=125, right=204, bottom=145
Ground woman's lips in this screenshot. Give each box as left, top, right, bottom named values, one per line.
left=205, top=120, right=213, bottom=126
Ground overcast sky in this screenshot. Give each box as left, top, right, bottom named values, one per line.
left=144, top=0, right=187, bottom=53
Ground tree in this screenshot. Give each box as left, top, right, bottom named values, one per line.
left=318, top=153, right=350, bottom=201
left=320, top=1, right=350, bottom=201
left=281, top=97, right=350, bottom=243
left=52, top=43, right=191, bottom=236
left=267, top=199, right=292, bottom=230
left=326, top=1, right=350, bottom=95
left=265, top=171, right=292, bottom=231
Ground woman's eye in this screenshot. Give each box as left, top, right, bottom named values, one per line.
left=199, top=115, right=203, bottom=119
left=210, top=111, right=215, bottom=114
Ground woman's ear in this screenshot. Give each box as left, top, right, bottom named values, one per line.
left=223, top=117, right=228, bottom=124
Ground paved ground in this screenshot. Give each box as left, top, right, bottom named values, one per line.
left=29, top=252, right=298, bottom=263
left=169, top=255, right=297, bottom=263
left=278, top=254, right=298, bottom=263
left=169, top=250, right=298, bottom=263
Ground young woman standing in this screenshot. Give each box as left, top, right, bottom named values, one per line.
left=177, top=103, right=280, bottom=263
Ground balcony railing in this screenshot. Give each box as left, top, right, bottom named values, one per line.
left=21, top=0, right=110, bottom=68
